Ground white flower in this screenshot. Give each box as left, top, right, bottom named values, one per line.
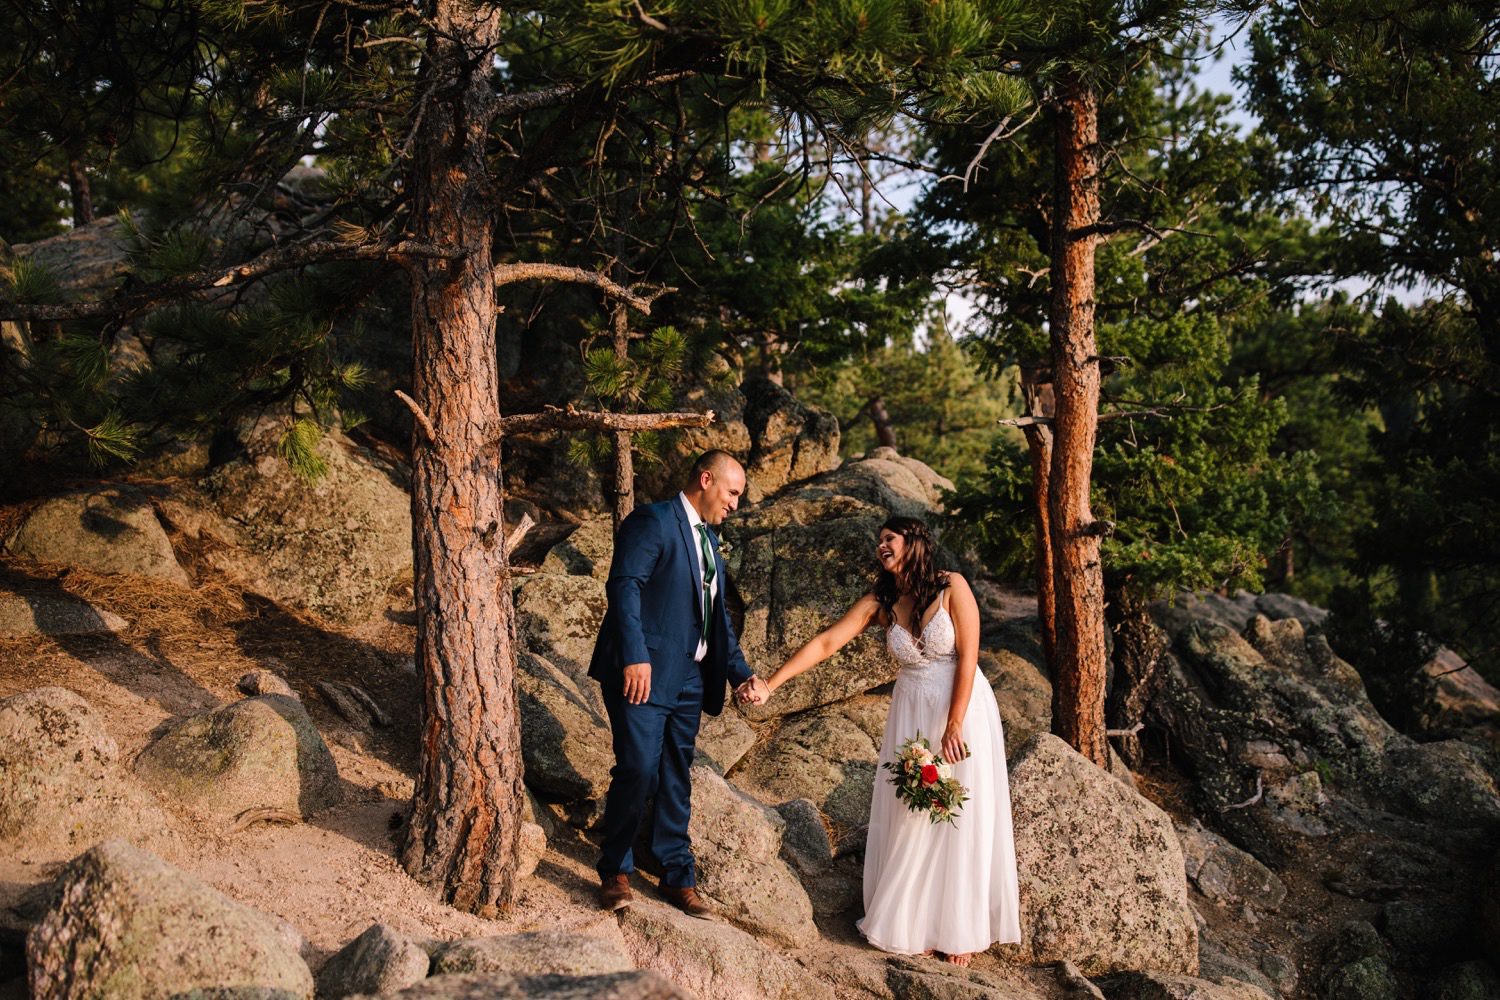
left=937, top=762, right=953, bottom=780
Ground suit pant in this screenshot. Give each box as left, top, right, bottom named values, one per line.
left=597, top=666, right=704, bottom=888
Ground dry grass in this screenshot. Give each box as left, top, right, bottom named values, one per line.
left=61, top=566, right=247, bottom=638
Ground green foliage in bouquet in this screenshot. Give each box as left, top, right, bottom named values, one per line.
left=882, top=734, right=969, bottom=826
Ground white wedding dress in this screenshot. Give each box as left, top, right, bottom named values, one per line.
left=856, top=599, right=1022, bottom=955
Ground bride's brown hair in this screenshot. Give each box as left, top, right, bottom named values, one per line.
left=872, top=516, right=948, bottom=632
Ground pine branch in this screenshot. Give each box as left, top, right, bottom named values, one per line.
left=489, top=71, right=698, bottom=119
left=0, top=240, right=462, bottom=323
left=492, top=262, right=675, bottom=314
left=1069, top=219, right=1215, bottom=243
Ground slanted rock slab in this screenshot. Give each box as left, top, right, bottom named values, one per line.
left=884, top=956, right=1038, bottom=999
left=515, top=651, right=613, bottom=812
left=4, top=487, right=188, bottom=584
left=0, top=591, right=127, bottom=637
left=512, top=573, right=609, bottom=714
left=134, top=694, right=340, bottom=825
left=1096, top=970, right=1275, bottom=1000
left=540, top=517, right=616, bottom=580
left=429, top=927, right=633, bottom=977
left=617, top=902, right=833, bottom=1000
left=696, top=707, right=755, bottom=773
left=26, top=839, right=314, bottom=999
left=201, top=421, right=410, bottom=626
left=734, top=704, right=878, bottom=828
left=352, top=970, right=690, bottom=999
left=1176, top=818, right=1287, bottom=912
left=687, top=763, right=816, bottom=947
left=1002, top=733, right=1197, bottom=976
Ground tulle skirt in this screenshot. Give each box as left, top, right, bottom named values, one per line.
left=856, top=666, right=1022, bottom=955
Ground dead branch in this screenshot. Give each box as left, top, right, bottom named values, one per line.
left=939, top=106, right=1043, bottom=192
left=505, top=513, right=535, bottom=554
left=0, top=239, right=461, bottom=323
left=500, top=405, right=714, bottom=437
left=231, top=807, right=301, bottom=833
left=1106, top=721, right=1145, bottom=738
left=492, top=262, right=675, bottom=315
left=394, top=390, right=437, bottom=444
left=1223, top=775, right=1265, bottom=811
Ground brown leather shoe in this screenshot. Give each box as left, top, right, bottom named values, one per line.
left=660, top=884, right=714, bottom=919
left=598, top=873, right=633, bottom=911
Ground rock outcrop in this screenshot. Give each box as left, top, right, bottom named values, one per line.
left=512, top=573, right=609, bottom=714
left=429, top=929, right=634, bottom=978
left=27, top=840, right=314, bottom=999
left=733, top=700, right=878, bottom=828
left=134, top=693, right=341, bottom=825
left=515, top=650, right=614, bottom=812
left=686, top=763, right=816, bottom=947
left=617, top=903, right=832, bottom=1000
left=0, top=687, right=178, bottom=864
left=741, top=375, right=842, bottom=503
left=315, top=923, right=430, bottom=999
left=352, top=970, right=691, bottom=999
left=1002, top=734, right=1197, bottom=976
left=201, top=420, right=410, bottom=625
left=4, top=487, right=189, bottom=585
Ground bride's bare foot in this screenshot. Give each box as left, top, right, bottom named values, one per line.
left=920, top=949, right=936, bottom=958
left=943, top=952, right=973, bottom=968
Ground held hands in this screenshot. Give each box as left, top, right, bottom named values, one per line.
left=622, top=662, right=651, bottom=705
left=735, top=675, right=770, bottom=706
left=941, top=721, right=968, bottom=764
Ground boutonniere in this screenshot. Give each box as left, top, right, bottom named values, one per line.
left=717, top=540, right=732, bottom=557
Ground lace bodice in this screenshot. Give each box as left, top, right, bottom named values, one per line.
left=886, top=605, right=957, bottom=665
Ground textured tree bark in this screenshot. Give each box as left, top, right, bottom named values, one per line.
left=1047, top=76, right=1109, bottom=768
left=868, top=397, right=897, bottom=450
left=399, top=0, right=523, bottom=917
left=67, top=155, right=94, bottom=227
left=1019, top=364, right=1057, bottom=669
left=611, top=303, right=635, bottom=532
left=1104, top=586, right=1168, bottom=768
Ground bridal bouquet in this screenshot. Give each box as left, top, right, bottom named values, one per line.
left=882, top=734, right=969, bottom=825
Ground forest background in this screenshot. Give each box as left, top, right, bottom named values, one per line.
left=1, top=0, right=1496, bottom=912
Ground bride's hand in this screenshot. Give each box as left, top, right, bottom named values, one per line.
left=941, top=721, right=967, bottom=763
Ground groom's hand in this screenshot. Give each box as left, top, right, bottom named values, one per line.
left=736, top=676, right=769, bottom=705
left=623, top=662, right=651, bottom=705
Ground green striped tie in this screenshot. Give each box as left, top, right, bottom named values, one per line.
left=696, top=523, right=716, bottom=647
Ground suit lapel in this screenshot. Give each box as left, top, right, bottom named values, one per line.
left=670, top=499, right=701, bottom=614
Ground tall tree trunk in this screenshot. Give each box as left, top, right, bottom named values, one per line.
left=1019, top=363, right=1057, bottom=669
left=399, top=0, right=524, bottom=917
left=611, top=302, right=635, bottom=531
left=867, top=396, right=897, bottom=450
left=1104, top=585, right=1168, bottom=769
left=1046, top=76, right=1109, bottom=768
left=67, top=153, right=94, bottom=227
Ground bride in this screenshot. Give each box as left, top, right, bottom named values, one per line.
left=744, top=515, right=1021, bottom=965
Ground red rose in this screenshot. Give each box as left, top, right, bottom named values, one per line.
left=920, top=764, right=939, bottom=786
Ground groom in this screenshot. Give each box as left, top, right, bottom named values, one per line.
left=589, top=449, right=766, bottom=916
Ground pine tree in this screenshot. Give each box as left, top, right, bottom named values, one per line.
left=919, top=29, right=1331, bottom=765
left=1239, top=1, right=1500, bottom=685
left=1, top=0, right=1046, bottom=912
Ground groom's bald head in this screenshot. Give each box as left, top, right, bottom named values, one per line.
left=689, top=449, right=739, bottom=484
left=686, top=450, right=746, bottom=525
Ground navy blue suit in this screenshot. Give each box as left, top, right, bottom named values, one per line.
left=588, top=498, right=752, bottom=887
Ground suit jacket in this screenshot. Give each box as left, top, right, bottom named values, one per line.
left=588, top=498, right=752, bottom=716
